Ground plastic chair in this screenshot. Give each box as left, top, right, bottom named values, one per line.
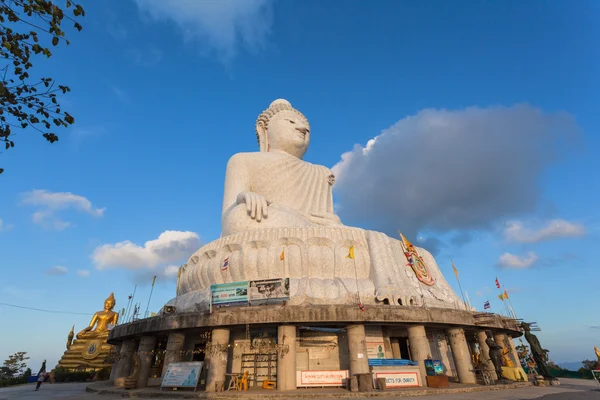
left=262, top=379, right=276, bottom=390
left=238, top=371, right=249, bottom=391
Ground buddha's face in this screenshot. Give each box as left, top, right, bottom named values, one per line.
left=267, top=110, right=310, bottom=158
left=104, top=299, right=115, bottom=311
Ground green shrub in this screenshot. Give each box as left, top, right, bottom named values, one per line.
left=53, top=367, right=94, bottom=383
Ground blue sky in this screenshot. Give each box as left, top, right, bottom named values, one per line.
left=1, top=0, right=598, bottom=371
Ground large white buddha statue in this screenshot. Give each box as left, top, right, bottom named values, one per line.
left=172, top=99, right=464, bottom=312
left=222, top=99, right=340, bottom=235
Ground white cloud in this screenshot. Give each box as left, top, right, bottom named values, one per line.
left=504, top=219, right=585, bottom=243
left=332, top=104, right=579, bottom=240
left=47, top=265, right=68, bottom=275
left=77, top=270, right=91, bottom=278
left=20, top=189, right=105, bottom=230
left=497, top=252, right=539, bottom=269
left=109, top=84, right=131, bottom=105
left=133, top=0, right=275, bottom=63
left=92, top=230, right=200, bottom=270
left=164, top=265, right=180, bottom=279
left=0, top=218, right=14, bottom=232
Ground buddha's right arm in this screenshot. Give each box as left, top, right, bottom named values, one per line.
left=222, top=154, right=250, bottom=216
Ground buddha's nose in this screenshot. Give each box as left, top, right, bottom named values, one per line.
left=296, top=127, right=309, bottom=135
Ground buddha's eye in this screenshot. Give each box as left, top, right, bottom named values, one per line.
left=286, top=119, right=295, bottom=124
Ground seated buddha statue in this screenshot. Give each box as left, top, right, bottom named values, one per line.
left=222, top=99, right=342, bottom=236
left=76, top=292, right=119, bottom=339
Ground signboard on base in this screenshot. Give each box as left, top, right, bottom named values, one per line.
left=161, top=362, right=203, bottom=390
left=248, top=278, right=290, bottom=306
left=296, top=370, right=348, bottom=387
left=373, top=371, right=420, bottom=388
left=210, top=281, right=248, bottom=309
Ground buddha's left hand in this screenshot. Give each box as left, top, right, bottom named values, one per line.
left=308, top=212, right=342, bottom=226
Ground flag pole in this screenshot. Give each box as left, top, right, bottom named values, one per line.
left=144, top=276, right=157, bottom=318
left=450, top=257, right=468, bottom=310
left=125, top=285, right=137, bottom=322
left=503, top=286, right=518, bottom=319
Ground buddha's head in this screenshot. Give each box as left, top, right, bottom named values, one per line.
left=256, top=99, right=310, bottom=158
left=104, top=292, right=116, bottom=311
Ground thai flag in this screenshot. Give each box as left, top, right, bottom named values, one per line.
left=495, top=277, right=500, bottom=288
left=484, top=301, right=491, bottom=310
left=222, top=257, right=229, bottom=271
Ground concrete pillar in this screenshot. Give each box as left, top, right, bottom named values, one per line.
left=205, top=328, right=230, bottom=392
left=277, top=325, right=297, bottom=391
left=447, top=328, right=476, bottom=384
left=508, top=336, right=521, bottom=367
left=347, top=324, right=370, bottom=375
left=136, top=336, right=156, bottom=388
left=494, top=332, right=518, bottom=366
left=109, top=343, right=122, bottom=383
left=407, top=325, right=429, bottom=386
left=390, top=339, right=401, bottom=359
left=113, top=339, right=136, bottom=387
left=476, top=330, right=498, bottom=380
left=437, top=334, right=454, bottom=377
left=161, top=332, right=185, bottom=378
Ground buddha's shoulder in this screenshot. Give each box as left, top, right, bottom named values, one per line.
left=227, top=152, right=294, bottom=165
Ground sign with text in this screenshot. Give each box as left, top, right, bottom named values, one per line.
left=210, top=281, right=248, bottom=309
left=297, top=370, right=349, bottom=387
left=365, top=326, right=385, bottom=359
left=161, top=362, right=203, bottom=389
left=374, top=371, right=420, bottom=388
left=248, top=278, right=290, bottom=306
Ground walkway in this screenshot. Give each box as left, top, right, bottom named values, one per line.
left=0, top=378, right=598, bottom=400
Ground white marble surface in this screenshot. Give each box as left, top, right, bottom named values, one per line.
left=169, top=99, right=463, bottom=312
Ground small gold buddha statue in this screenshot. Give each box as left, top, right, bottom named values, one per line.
left=76, top=292, right=119, bottom=339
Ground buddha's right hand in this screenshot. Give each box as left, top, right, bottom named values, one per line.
left=236, top=191, right=270, bottom=222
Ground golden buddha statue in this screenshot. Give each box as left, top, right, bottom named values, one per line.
left=56, top=293, right=118, bottom=371
left=502, top=347, right=515, bottom=368
left=77, top=292, right=118, bottom=339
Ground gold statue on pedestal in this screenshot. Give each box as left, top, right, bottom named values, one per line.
left=56, top=293, right=119, bottom=371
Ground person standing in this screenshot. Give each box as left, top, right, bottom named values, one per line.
left=35, top=372, right=45, bottom=391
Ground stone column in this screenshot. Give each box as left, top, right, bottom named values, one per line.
left=437, top=334, right=454, bottom=377
left=109, top=342, right=122, bottom=383
left=390, top=338, right=401, bottom=359
left=407, top=325, right=429, bottom=386
left=495, top=332, right=520, bottom=366
left=476, top=330, right=498, bottom=381
left=113, top=339, right=136, bottom=387
left=205, top=328, right=230, bottom=392
left=136, top=336, right=156, bottom=388
left=447, top=328, right=476, bottom=384
left=277, top=325, right=297, bottom=391
left=508, top=336, right=521, bottom=367
left=161, top=332, right=185, bottom=378
left=347, top=324, right=370, bottom=376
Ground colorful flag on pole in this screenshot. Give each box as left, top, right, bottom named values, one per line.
left=495, top=277, right=501, bottom=288
left=280, top=250, right=285, bottom=261
left=503, top=290, right=509, bottom=299
left=347, top=245, right=355, bottom=259
left=222, top=257, right=229, bottom=271
left=452, top=261, right=459, bottom=279
left=484, top=301, right=491, bottom=310
left=498, top=293, right=504, bottom=301
left=152, top=275, right=157, bottom=286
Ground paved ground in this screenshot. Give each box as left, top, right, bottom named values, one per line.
left=0, top=379, right=598, bottom=399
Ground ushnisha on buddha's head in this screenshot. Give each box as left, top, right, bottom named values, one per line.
left=255, top=99, right=310, bottom=159
left=103, top=292, right=116, bottom=311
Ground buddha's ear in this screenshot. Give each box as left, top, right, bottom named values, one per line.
left=256, top=122, right=269, bottom=152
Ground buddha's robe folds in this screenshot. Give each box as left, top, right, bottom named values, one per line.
left=222, top=152, right=339, bottom=236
